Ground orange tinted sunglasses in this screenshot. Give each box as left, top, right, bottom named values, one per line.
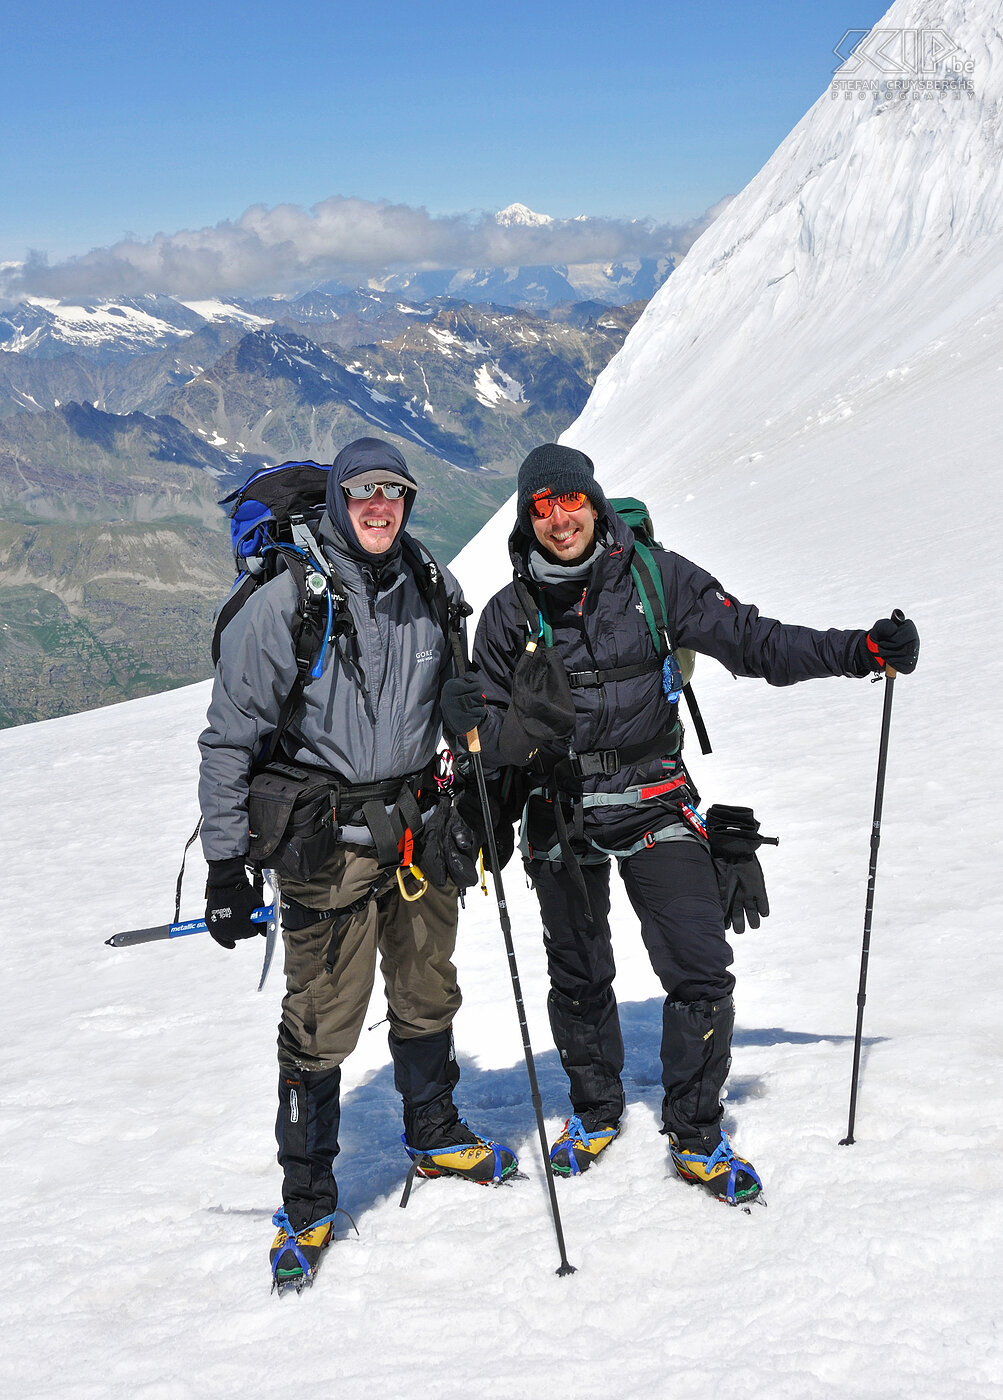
left=529, top=490, right=590, bottom=519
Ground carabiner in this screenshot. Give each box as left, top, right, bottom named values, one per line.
left=396, top=864, right=428, bottom=902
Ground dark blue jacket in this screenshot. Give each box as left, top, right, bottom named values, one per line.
left=471, top=504, right=868, bottom=850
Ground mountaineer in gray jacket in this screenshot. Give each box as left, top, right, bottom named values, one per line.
left=198, top=437, right=518, bottom=1289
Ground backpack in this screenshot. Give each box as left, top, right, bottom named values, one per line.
left=610, top=496, right=711, bottom=755
left=212, top=460, right=468, bottom=763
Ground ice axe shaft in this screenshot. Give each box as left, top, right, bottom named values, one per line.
left=106, top=906, right=272, bottom=946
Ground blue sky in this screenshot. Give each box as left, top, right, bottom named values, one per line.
left=3, top=0, right=888, bottom=273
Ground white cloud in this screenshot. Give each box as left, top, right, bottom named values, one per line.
left=7, top=196, right=727, bottom=300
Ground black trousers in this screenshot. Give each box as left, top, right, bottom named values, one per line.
left=529, top=838, right=737, bottom=1148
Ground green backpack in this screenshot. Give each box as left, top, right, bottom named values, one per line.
left=517, top=495, right=712, bottom=757
left=611, top=497, right=711, bottom=755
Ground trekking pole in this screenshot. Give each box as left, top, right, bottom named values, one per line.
left=466, top=726, right=576, bottom=1276
left=839, top=610, right=903, bottom=1146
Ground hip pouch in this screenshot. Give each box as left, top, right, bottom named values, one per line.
left=247, top=762, right=337, bottom=881
left=498, top=642, right=576, bottom=767
left=498, top=575, right=576, bottom=767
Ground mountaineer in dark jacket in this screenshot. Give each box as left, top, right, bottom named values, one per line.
left=443, top=442, right=919, bottom=1205
left=198, top=437, right=518, bottom=1289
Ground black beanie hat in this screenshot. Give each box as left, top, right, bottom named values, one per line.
left=516, top=443, right=607, bottom=533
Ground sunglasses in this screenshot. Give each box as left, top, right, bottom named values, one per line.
left=528, top=490, right=590, bottom=520
left=342, top=481, right=409, bottom=500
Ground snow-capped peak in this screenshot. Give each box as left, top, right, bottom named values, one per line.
left=494, top=203, right=554, bottom=227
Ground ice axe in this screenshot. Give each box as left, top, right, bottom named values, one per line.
left=106, top=870, right=281, bottom=992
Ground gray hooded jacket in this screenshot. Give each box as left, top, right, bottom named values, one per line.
left=198, top=440, right=464, bottom=862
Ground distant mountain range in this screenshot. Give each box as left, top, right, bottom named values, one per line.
left=0, top=285, right=645, bottom=726
left=364, top=256, right=674, bottom=310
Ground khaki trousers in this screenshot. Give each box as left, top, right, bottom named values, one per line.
left=277, top=845, right=461, bottom=1072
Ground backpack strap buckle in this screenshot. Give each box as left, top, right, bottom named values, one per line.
left=571, top=748, right=621, bottom=777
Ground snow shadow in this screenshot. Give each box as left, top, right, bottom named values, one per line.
left=329, top=995, right=880, bottom=1218
left=332, top=1041, right=571, bottom=1218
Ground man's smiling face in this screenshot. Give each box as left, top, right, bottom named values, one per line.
left=344, top=486, right=407, bottom=554
left=531, top=492, right=599, bottom=562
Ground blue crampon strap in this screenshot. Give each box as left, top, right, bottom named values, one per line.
left=677, top=1133, right=763, bottom=1205
left=488, top=1143, right=504, bottom=1182
left=270, top=1209, right=339, bottom=1281
left=549, top=1115, right=616, bottom=1177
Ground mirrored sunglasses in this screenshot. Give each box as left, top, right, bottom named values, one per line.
left=342, top=481, right=409, bottom=500
left=529, top=490, right=590, bottom=520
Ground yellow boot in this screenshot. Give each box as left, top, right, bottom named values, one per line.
left=549, top=1115, right=620, bottom=1176
left=668, top=1131, right=763, bottom=1206
left=269, top=1210, right=335, bottom=1293
left=402, top=1119, right=518, bottom=1184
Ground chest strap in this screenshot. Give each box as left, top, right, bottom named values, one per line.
left=566, top=661, right=659, bottom=688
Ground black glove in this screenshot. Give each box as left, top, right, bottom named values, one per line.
left=705, top=805, right=775, bottom=936
left=444, top=808, right=481, bottom=889
left=455, top=778, right=516, bottom=874
left=440, top=675, right=487, bottom=737
left=420, top=798, right=480, bottom=890
left=205, top=858, right=263, bottom=949
left=859, top=613, right=920, bottom=675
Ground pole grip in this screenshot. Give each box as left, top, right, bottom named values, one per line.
left=466, top=726, right=482, bottom=754
left=884, top=607, right=905, bottom=679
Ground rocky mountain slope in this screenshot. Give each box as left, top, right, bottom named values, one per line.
left=0, top=293, right=642, bottom=726
left=0, top=403, right=253, bottom=724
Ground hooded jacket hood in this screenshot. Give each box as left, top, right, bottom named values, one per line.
left=325, top=437, right=417, bottom=562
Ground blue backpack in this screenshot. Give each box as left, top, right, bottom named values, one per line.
left=212, top=460, right=465, bottom=761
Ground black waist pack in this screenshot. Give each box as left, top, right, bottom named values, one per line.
left=247, top=762, right=337, bottom=882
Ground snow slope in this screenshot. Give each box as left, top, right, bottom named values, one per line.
left=3, top=1, right=1002, bottom=1397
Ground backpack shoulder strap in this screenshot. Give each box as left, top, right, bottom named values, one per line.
left=512, top=572, right=553, bottom=647
left=211, top=573, right=258, bottom=667
left=258, top=545, right=356, bottom=766
left=629, top=540, right=712, bottom=756
left=629, top=540, right=670, bottom=660
left=402, top=534, right=472, bottom=675
left=259, top=552, right=329, bottom=765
